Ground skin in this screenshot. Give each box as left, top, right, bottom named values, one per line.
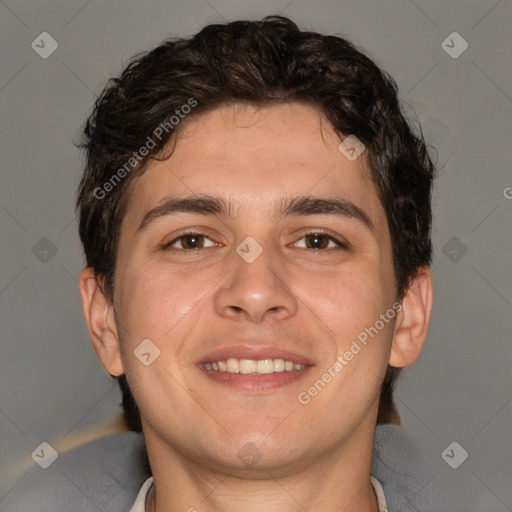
left=79, top=102, right=433, bottom=512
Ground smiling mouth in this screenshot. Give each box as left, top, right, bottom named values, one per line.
left=202, top=357, right=307, bottom=375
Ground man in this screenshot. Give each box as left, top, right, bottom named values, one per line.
left=75, top=15, right=439, bottom=511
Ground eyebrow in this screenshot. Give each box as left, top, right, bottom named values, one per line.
left=136, top=194, right=375, bottom=235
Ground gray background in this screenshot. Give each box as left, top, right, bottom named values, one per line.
left=1, top=0, right=511, bottom=509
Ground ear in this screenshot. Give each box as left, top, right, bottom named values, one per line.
left=389, top=266, right=433, bottom=368
left=78, top=267, right=124, bottom=376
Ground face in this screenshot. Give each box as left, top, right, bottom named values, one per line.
left=108, top=102, right=399, bottom=473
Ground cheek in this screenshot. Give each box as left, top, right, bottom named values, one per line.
left=301, top=263, right=390, bottom=334
left=113, top=265, right=202, bottom=408
left=116, top=262, right=210, bottom=343
left=299, top=263, right=396, bottom=391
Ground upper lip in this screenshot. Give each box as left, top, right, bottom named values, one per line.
left=197, top=343, right=314, bottom=366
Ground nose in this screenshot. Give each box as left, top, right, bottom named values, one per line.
left=213, top=240, right=298, bottom=323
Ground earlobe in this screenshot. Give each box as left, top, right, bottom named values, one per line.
left=389, top=266, right=433, bottom=368
left=78, top=267, right=124, bottom=377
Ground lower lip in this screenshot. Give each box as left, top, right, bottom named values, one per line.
left=199, top=365, right=314, bottom=392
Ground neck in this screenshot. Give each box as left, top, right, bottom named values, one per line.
left=144, top=424, right=379, bottom=512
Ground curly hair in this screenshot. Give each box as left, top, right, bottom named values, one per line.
left=76, top=15, right=435, bottom=431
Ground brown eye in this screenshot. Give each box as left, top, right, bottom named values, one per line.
left=305, top=233, right=329, bottom=249
left=163, top=232, right=216, bottom=251
left=179, top=234, right=204, bottom=249
left=294, top=232, right=346, bottom=250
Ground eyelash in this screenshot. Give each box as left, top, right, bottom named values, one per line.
left=162, top=230, right=348, bottom=252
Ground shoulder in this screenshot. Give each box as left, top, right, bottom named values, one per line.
left=372, top=424, right=458, bottom=512
left=2, top=431, right=150, bottom=512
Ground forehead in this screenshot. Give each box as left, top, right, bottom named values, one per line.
left=121, top=102, right=386, bottom=233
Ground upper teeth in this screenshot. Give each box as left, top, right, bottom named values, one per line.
left=204, top=358, right=306, bottom=374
